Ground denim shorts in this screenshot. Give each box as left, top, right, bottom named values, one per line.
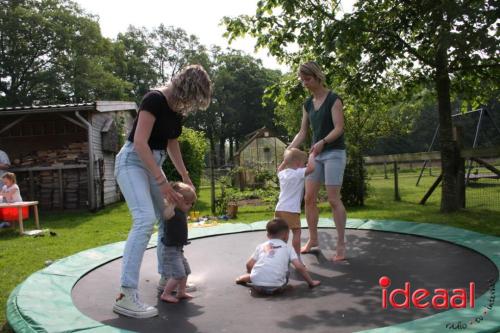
left=306, top=149, right=346, bottom=186
left=163, top=246, right=191, bottom=280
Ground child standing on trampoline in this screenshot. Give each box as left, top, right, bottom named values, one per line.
left=236, top=218, right=320, bottom=294
left=160, top=182, right=197, bottom=303
left=275, top=149, right=315, bottom=258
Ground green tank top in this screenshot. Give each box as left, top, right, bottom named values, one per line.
left=304, top=91, right=346, bottom=151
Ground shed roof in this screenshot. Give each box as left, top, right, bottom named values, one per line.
left=0, top=101, right=137, bottom=116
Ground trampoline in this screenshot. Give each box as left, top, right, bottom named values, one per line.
left=7, top=219, right=500, bottom=333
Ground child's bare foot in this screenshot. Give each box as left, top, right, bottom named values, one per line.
left=300, top=240, right=318, bottom=254
left=160, top=293, right=179, bottom=303
left=309, top=280, right=321, bottom=288
left=176, top=292, right=193, bottom=300
left=236, top=275, right=250, bottom=285
left=333, top=243, right=346, bottom=261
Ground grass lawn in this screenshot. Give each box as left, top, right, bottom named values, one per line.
left=1, top=171, right=499, bottom=330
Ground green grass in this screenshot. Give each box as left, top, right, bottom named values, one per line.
left=1, top=172, right=499, bottom=330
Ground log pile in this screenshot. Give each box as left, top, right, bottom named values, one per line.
left=12, top=142, right=89, bottom=168
left=13, top=142, right=89, bottom=209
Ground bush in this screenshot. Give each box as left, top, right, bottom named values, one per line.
left=341, top=146, right=368, bottom=206
left=162, top=127, right=208, bottom=191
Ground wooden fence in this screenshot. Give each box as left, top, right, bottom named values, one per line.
left=363, top=146, right=500, bottom=206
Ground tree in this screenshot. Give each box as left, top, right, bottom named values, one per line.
left=0, top=0, right=132, bottom=106
left=150, top=24, right=207, bottom=84
left=115, top=26, right=158, bottom=101
left=185, top=49, right=282, bottom=166
left=162, top=127, right=208, bottom=191
left=224, top=0, right=499, bottom=212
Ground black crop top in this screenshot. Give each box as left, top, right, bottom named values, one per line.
left=128, top=90, right=183, bottom=150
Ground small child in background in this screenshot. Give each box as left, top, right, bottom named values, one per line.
left=1, top=172, right=22, bottom=203
left=275, top=149, right=315, bottom=258
left=236, top=218, right=320, bottom=295
left=160, top=182, right=197, bottom=303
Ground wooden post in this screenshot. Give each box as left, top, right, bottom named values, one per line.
left=394, top=161, right=401, bottom=201
left=209, top=136, right=216, bottom=214
left=420, top=174, right=443, bottom=205
left=454, top=126, right=465, bottom=208
left=34, top=204, right=40, bottom=229
left=359, top=155, right=365, bottom=206
left=58, top=168, right=64, bottom=209
left=29, top=170, right=35, bottom=201
left=18, top=206, right=24, bottom=234
left=384, top=162, right=388, bottom=179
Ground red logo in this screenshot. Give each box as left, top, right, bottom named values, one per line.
left=379, top=276, right=475, bottom=309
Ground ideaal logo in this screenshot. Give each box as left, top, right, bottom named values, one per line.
left=379, top=276, right=475, bottom=309
left=378, top=276, right=496, bottom=330
left=445, top=278, right=496, bottom=330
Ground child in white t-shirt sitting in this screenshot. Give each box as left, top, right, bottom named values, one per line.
left=275, top=149, right=315, bottom=259
left=0, top=172, right=22, bottom=228
left=1, top=172, right=22, bottom=203
left=236, top=218, right=320, bottom=295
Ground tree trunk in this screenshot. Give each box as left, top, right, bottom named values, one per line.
left=435, top=31, right=459, bottom=213
left=229, top=137, right=234, bottom=164
left=208, top=130, right=216, bottom=214
left=219, top=137, right=226, bottom=166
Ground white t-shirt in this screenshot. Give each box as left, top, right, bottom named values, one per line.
left=275, top=168, right=307, bottom=213
left=2, top=184, right=22, bottom=203
left=0, top=150, right=10, bottom=178
left=250, top=239, right=298, bottom=287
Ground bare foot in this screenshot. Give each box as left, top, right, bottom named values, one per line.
left=235, top=277, right=247, bottom=285
left=176, top=292, right=193, bottom=300
left=333, top=243, right=346, bottom=261
left=309, top=280, right=321, bottom=288
left=161, top=293, right=179, bottom=303
left=300, top=240, right=318, bottom=254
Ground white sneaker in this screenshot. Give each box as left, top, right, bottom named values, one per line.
left=157, top=276, right=197, bottom=293
left=113, top=287, right=158, bottom=318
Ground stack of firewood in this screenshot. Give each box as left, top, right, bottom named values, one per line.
left=12, top=142, right=88, bottom=167
left=13, top=142, right=90, bottom=209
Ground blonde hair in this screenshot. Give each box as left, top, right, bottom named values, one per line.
left=2, top=172, right=16, bottom=184
left=170, top=64, right=212, bottom=115
left=283, top=148, right=308, bottom=166
left=171, top=181, right=197, bottom=203
left=298, top=61, right=326, bottom=87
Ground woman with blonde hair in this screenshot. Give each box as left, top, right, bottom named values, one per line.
left=286, top=61, right=347, bottom=262
left=113, top=64, right=212, bottom=318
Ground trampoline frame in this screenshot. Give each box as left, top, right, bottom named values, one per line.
left=6, top=218, right=500, bottom=333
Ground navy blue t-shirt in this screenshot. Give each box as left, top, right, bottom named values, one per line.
left=128, top=90, right=183, bottom=150
left=161, top=208, right=189, bottom=247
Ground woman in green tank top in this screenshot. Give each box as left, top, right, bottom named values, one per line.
left=287, top=61, right=347, bottom=261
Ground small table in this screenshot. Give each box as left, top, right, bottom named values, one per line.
left=0, top=201, right=39, bottom=234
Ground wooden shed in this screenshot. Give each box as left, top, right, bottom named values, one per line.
left=233, top=127, right=287, bottom=187
left=0, top=101, right=136, bottom=211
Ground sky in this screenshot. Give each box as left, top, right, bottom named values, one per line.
left=75, top=0, right=354, bottom=72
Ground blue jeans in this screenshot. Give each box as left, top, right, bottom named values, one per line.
left=115, top=141, right=167, bottom=289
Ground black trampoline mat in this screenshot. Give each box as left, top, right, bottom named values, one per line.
left=72, top=229, right=498, bottom=333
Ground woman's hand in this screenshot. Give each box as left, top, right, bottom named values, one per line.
left=311, top=140, right=326, bottom=156
left=159, top=181, right=183, bottom=205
